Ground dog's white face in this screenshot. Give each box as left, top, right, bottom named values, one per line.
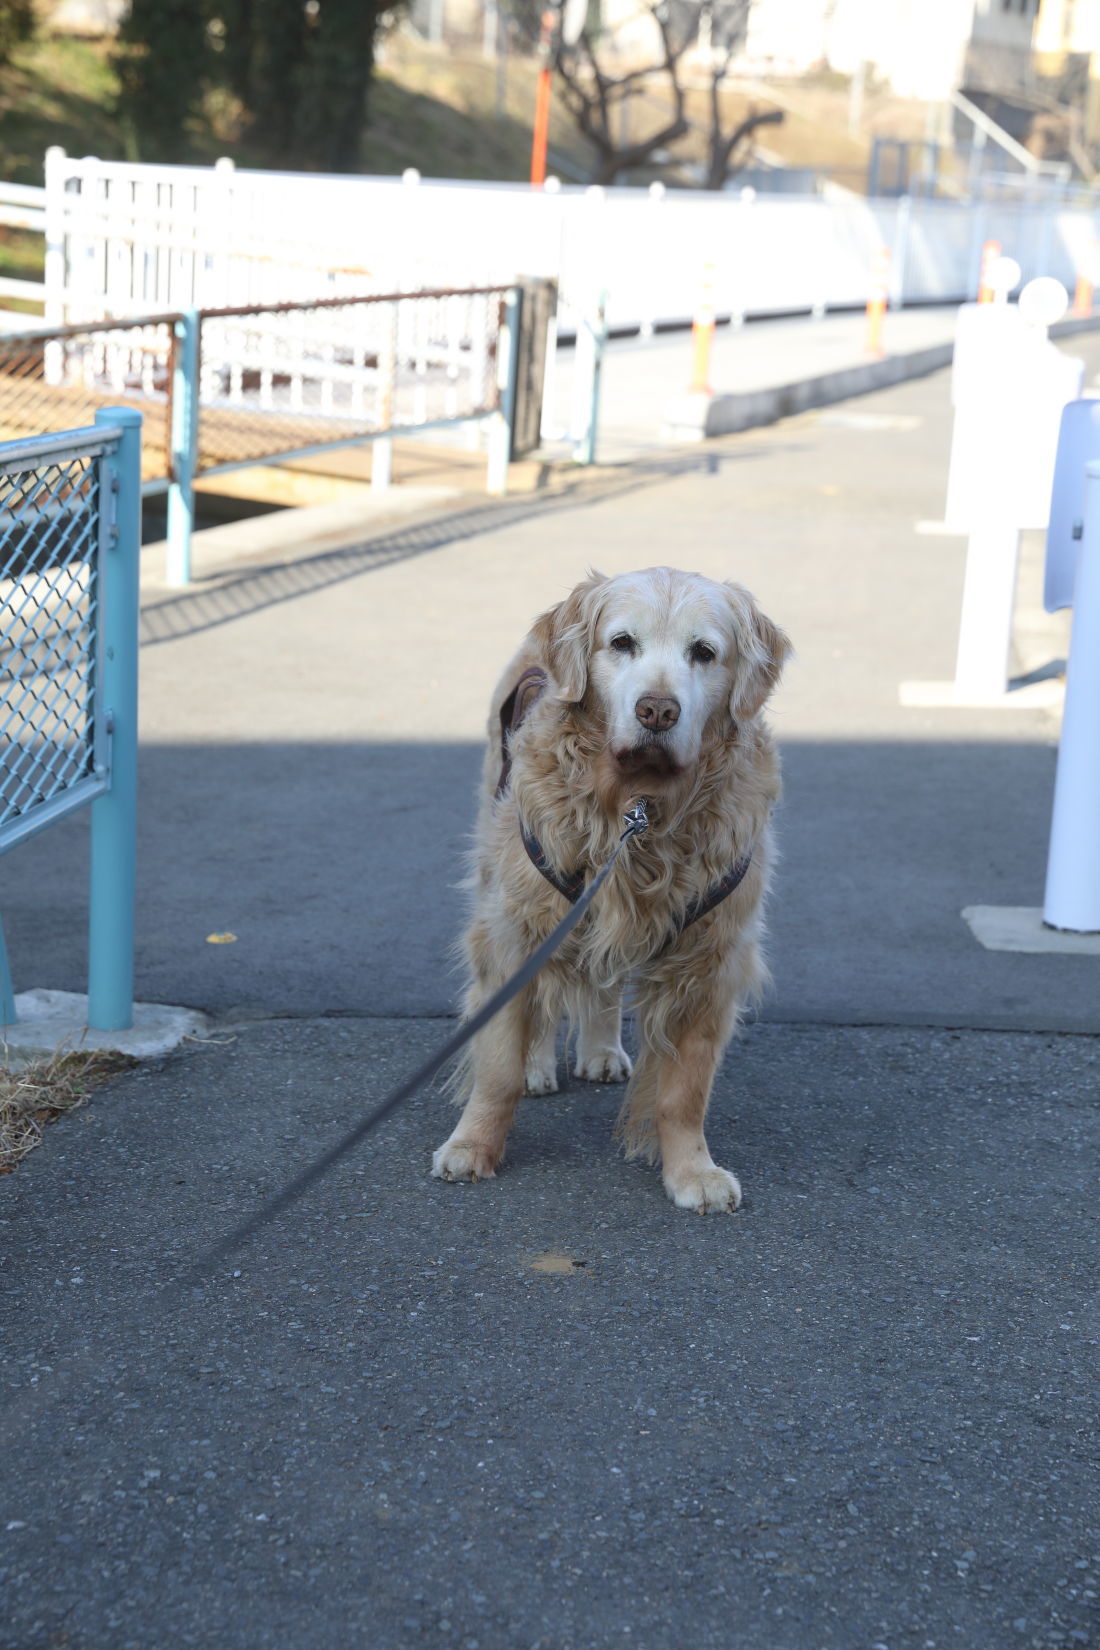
left=538, top=566, right=789, bottom=796
left=590, top=570, right=739, bottom=785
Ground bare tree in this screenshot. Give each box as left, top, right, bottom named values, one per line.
left=552, top=2, right=696, bottom=186
left=697, top=0, right=783, bottom=188
left=552, top=0, right=783, bottom=189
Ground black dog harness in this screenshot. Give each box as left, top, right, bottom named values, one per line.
left=495, top=667, right=752, bottom=933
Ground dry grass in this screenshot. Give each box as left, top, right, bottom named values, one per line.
left=0, top=1049, right=138, bottom=1174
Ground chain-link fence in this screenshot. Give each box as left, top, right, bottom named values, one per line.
left=0, top=317, right=176, bottom=485
left=0, top=410, right=142, bottom=1029
left=2, top=431, right=109, bottom=844
left=194, top=287, right=508, bottom=475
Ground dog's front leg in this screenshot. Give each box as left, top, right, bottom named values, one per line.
left=622, top=984, right=741, bottom=1213
left=651, top=1019, right=740, bottom=1212
left=432, top=989, right=531, bottom=1183
left=649, top=1021, right=740, bottom=1212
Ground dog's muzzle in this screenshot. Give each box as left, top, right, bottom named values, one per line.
left=614, top=737, right=682, bottom=780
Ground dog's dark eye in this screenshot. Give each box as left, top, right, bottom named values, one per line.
left=690, top=641, right=717, bottom=664
left=609, top=634, right=636, bottom=654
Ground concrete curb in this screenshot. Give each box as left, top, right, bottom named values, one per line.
left=663, top=311, right=1100, bottom=442
left=663, top=344, right=954, bottom=441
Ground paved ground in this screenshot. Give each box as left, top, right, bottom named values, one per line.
left=5, top=334, right=1096, bottom=1031
left=543, top=307, right=963, bottom=462
left=543, top=305, right=1100, bottom=463
left=1, top=1018, right=1096, bottom=1650
left=1, top=314, right=1098, bottom=1648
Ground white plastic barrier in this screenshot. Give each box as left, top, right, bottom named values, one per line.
left=1043, top=416, right=1100, bottom=932
left=943, top=272, right=1083, bottom=701
left=38, top=150, right=1100, bottom=339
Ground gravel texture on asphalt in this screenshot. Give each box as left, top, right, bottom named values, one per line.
left=1, top=1015, right=1096, bottom=1650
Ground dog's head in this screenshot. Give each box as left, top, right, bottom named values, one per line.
left=533, top=567, right=790, bottom=793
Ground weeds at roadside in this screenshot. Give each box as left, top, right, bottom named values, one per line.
left=0, top=1050, right=138, bottom=1174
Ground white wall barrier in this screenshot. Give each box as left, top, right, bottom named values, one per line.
left=1043, top=412, right=1100, bottom=933
left=34, top=150, right=1100, bottom=340
left=897, top=270, right=1082, bottom=710
left=950, top=273, right=1083, bottom=700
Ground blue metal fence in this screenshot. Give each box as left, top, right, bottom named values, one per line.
left=0, top=407, right=142, bottom=1033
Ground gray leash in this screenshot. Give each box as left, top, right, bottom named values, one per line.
left=186, top=798, right=651, bottom=1284
left=0, top=810, right=655, bottom=1447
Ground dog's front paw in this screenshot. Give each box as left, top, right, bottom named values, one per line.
left=574, top=1046, right=633, bottom=1084
left=431, top=1139, right=502, bottom=1183
left=663, top=1164, right=741, bottom=1214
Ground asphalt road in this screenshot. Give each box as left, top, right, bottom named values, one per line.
left=1, top=1017, right=1096, bottom=1649
left=1, top=336, right=1098, bottom=1649
left=3, top=350, right=1095, bottom=1031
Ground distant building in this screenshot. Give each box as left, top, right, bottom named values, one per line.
left=734, top=0, right=1039, bottom=100
left=1034, top=0, right=1100, bottom=143
left=45, top=0, right=125, bottom=33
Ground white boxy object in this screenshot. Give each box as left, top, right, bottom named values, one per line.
left=1044, top=397, right=1100, bottom=613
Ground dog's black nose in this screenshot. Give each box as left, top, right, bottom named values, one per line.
left=635, top=694, right=681, bottom=731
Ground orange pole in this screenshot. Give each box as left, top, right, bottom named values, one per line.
left=865, top=246, right=890, bottom=357
left=530, top=65, right=552, bottom=187
left=530, top=9, right=556, bottom=188
left=977, top=238, right=1001, bottom=303
left=689, top=261, right=716, bottom=394
left=1073, top=272, right=1093, bottom=318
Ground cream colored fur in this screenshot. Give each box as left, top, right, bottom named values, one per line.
left=431, top=566, right=790, bottom=1213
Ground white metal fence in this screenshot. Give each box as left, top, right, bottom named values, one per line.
left=27, top=150, right=1100, bottom=339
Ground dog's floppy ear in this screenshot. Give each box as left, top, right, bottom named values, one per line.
left=725, top=582, right=791, bottom=722
left=530, top=570, right=610, bottom=703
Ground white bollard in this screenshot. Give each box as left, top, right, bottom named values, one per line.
left=372, top=435, right=393, bottom=490
left=953, top=521, right=1020, bottom=699
left=943, top=278, right=1080, bottom=701
left=1043, top=459, right=1100, bottom=932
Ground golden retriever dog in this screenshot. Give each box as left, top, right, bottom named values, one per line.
left=432, top=566, right=790, bottom=1213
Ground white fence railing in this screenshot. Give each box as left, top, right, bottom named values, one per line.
left=0, top=180, right=47, bottom=314
left=13, top=150, right=1100, bottom=337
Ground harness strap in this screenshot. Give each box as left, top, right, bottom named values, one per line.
left=521, top=824, right=587, bottom=903
left=521, top=822, right=752, bottom=936
left=678, top=853, right=754, bottom=929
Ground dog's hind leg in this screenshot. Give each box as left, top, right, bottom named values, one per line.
left=574, top=982, right=633, bottom=1083
left=525, top=1013, right=560, bottom=1096
left=523, top=974, right=563, bottom=1095
left=432, top=983, right=533, bottom=1183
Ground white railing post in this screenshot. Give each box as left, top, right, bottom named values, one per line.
left=43, top=145, right=67, bottom=327
left=1043, top=458, right=1100, bottom=932
left=487, top=286, right=520, bottom=495
left=571, top=289, right=607, bottom=466
left=213, top=156, right=236, bottom=308
left=891, top=194, right=912, bottom=309
left=373, top=299, right=397, bottom=491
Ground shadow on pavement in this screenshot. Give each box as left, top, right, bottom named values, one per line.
left=139, top=440, right=801, bottom=649
left=2, top=735, right=1096, bottom=1034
